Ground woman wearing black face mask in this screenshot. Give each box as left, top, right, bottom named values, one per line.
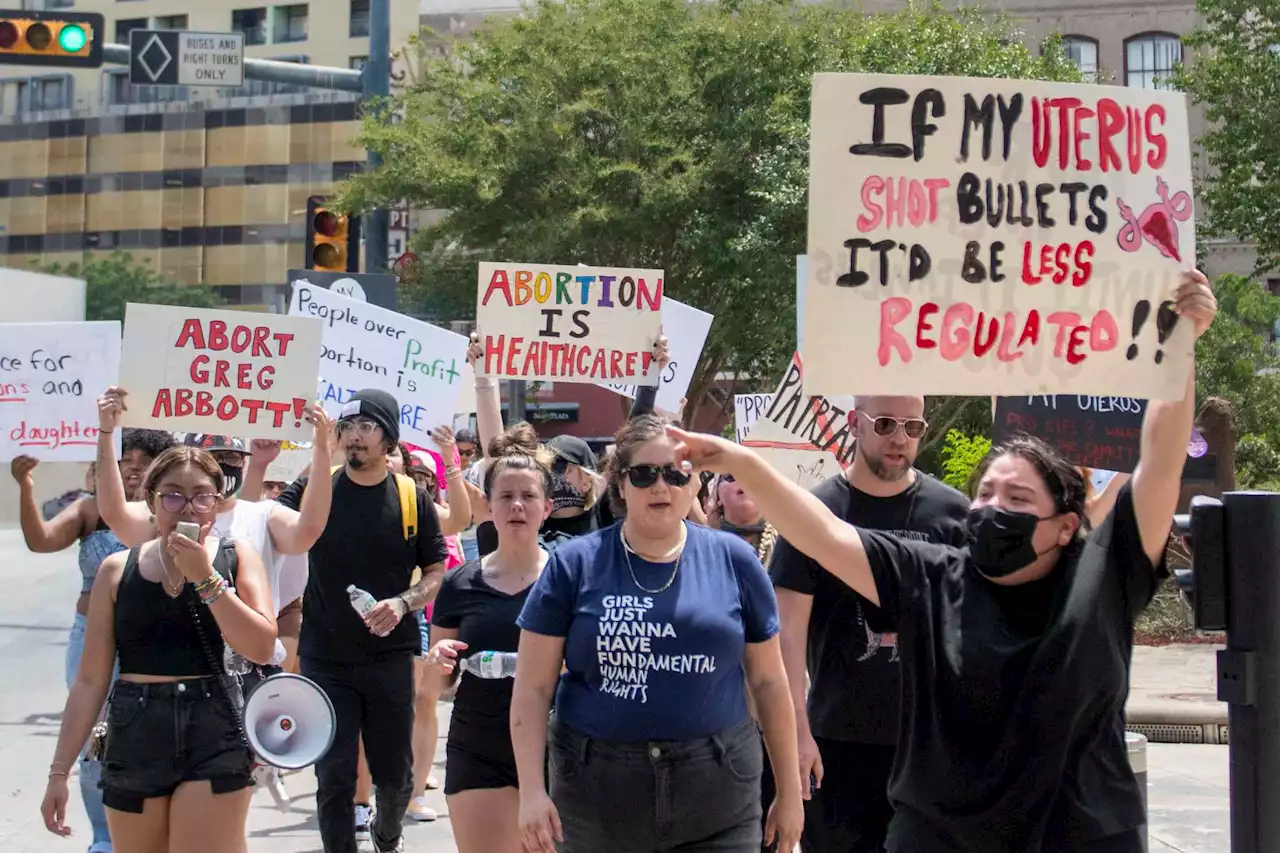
left=667, top=272, right=1216, bottom=852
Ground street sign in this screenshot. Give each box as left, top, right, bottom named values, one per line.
left=287, top=270, right=397, bottom=312
left=128, top=29, right=244, bottom=87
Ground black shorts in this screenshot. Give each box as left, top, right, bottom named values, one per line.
left=444, top=740, right=519, bottom=794
left=100, top=678, right=253, bottom=813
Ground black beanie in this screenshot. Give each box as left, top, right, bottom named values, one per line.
left=339, top=389, right=400, bottom=444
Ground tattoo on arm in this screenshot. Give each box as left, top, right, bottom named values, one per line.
left=401, top=563, right=444, bottom=611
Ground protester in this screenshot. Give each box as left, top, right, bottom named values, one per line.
left=510, top=414, right=804, bottom=853
left=427, top=450, right=554, bottom=853
left=275, top=388, right=449, bottom=853
left=708, top=474, right=778, bottom=564
left=666, top=272, right=1217, bottom=853
left=770, top=396, right=968, bottom=853
left=12, top=427, right=175, bottom=853
left=40, top=446, right=277, bottom=852
left=540, top=435, right=612, bottom=550
left=261, top=480, right=287, bottom=501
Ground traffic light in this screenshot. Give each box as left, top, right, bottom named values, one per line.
left=1173, top=495, right=1227, bottom=631
left=305, top=196, right=361, bottom=273
left=0, top=10, right=103, bottom=68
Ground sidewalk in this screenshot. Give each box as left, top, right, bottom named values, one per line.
left=1127, top=643, right=1228, bottom=743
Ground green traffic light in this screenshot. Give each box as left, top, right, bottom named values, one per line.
left=57, top=25, right=87, bottom=52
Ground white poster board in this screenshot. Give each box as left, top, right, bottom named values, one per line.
left=742, top=353, right=856, bottom=490
left=796, top=254, right=807, bottom=354
left=0, top=268, right=86, bottom=322
left=475, top=262, right=664, bottom=384
left=264, top=442, right=313, bottom=484
left=734, top=393, right=774, bottom=444
left=289, top=283, right=469, bottom=448
left=600, top=297, right=713, bottom=413
left=0, top=322, right=122, bottom=462
left=804, top=73, right=1195, bottom=399
left=118, top=304, right=323, bottom=441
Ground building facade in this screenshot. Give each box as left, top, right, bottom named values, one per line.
left=0, top=0, right=420, bottom=306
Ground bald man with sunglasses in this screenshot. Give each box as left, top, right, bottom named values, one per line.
left=768, top=396, right=969, bottom=853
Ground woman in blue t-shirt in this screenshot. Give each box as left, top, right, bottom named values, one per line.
left=510, top=415, right=804, bottom=853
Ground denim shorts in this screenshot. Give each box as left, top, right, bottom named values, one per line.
left=100, top=678, right=253, bottom=813
left=548, top=715, right=763, bottom=852
left=416, top=611, right=430, bottom=657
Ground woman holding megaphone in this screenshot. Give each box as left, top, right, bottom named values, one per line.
left=41, top=446, right=279, bottom=853
left=664, top=273, right=1215, bottom=853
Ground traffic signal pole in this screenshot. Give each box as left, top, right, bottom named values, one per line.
left=99, top=0, right=393, bottom=273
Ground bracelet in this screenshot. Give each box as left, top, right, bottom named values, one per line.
left=193, top=573, right=223, bottom=595
left=397, top=594, right=412, bottom=614
left=99, top=429, right=114, bottom=435
left=199, top=575, right=229, bottom=605
left=49, top=760, right=71, bottom=773
left=445, top=468, right=462, bottom=478
left=48, top=770, right=70, bottom=778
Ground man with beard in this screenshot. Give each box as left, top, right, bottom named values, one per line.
left=770, top=396, right=968, bottom=853
left=275, top=388, right=448, bottom=853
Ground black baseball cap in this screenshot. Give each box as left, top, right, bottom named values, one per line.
left=183, top=434, right=251, bottom=455
left=546, top=435, right=598, bottom=472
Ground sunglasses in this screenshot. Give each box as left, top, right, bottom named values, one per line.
left=720, top=474, right=736, bottom=483
left=859, top=412, right=928, bottom=440
left=154, top=491, right=219, bottom=514
left=622, top=464, right=692, bottom=489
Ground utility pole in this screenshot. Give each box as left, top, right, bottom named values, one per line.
left=363, top=0, right=391, bottom=275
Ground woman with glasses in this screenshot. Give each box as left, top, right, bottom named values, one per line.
left=510, top=414, right=804, bottom=853
left=666, top=272, right=1216, bottom=853
left=41, top=446, right=278, bottom=853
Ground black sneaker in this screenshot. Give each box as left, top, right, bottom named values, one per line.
left=354, top=803, right=373, bottom=842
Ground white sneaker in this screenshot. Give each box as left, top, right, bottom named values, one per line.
left=252, top=764, right=291, bottom=813
left=406, top=795, right=438, bottom=822
left=354, top=803, right=374, bottom=841
left=374, top=837, right=405, bottom=853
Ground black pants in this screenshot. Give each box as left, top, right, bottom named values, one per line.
left=302, top=655, right=415, bottom=853
left=549, top=715, right=763, bottom=852
left=801, top=738, right=895, bottom=853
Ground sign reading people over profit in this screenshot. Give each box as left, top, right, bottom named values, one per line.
left=475, top=262, right=664, bottom=385
left=289, top=282, right=468, bottom=449
left=118, top=304, right=323, bottom=440
left=994, top=394, right=1147, bottom=473
left=803, top=73, right=1195, bottom=400
left=743, top=353, right=857, bottom=490
left=0, top=322, right=122, bottom=462
left=600, top=297, right=713, bottom=413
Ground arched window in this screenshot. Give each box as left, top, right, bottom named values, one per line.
left=1125, top=33, right=1182, bottom=89
left=1060, top=36, right=1099, bottom=83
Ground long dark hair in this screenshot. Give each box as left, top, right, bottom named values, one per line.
left=973, top=435, right=1088, bottom=533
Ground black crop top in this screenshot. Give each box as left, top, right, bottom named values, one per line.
left=114, top=540, right=239, bottom=677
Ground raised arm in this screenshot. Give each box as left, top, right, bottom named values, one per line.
left=94, top=388, right=156, bottom=546
left=168, top=535, right=278, bottom=665
left=626, top=332, right=669, bottom=420
left=1131, top=271, right=1218, bottom=566
left=469, top=333, right=505, bottom=454
left=11, top=458, right=87, bottom=552
left=429, top=425, right=472, bottom=536
left=267, top=406, right=336, bottom=555
left=668, top=426, right=881, bottom=606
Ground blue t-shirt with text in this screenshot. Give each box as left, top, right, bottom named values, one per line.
left=517, top=521, right=780, bottom=741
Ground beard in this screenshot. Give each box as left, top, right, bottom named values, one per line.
left=345, top=446, right=368, bottom=469
left=861, top=446, right=912, bottom=482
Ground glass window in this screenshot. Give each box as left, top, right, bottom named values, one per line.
left=1060, top=36, right=1098, bottom=83
left=154, top=14, right=189, bottom=30
left=115, top=18, right=147, bottom=44
left=232, top=8, right=268, bottom=46
left=30, top=76, right=68, bottom=111
left=349, top=55, right=368, bottom=70
left=273, top=4, right=308, bottom=44
left=1126, top=34, right=1181, bottom=90
left=106, top=70, right=188, bottom=106
left=350, top=0, right=370, bottom=38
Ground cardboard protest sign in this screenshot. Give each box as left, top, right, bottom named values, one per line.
left=475, top=262, right=664, bottom=385
left=994, top=395, right=1147, bottom=473
left=734, top=393, right=774, bottom=444
left=796, top=255, right=808, bottom=354
left=743, top=353, right=857, bottom=490
left=0, top=322, right=121, bottom=462
left=289, top=283, right=468, bottom=448
left=264, top=440, right=314, bottom=484
left=118, top=304, right=323, bottom=441
left=804, top=73, right=1195, bottom=399
left=600, top=297, right=713, bottom=413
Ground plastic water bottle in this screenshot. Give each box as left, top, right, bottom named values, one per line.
left=458, top=651, right=518, bottom=679
left=347, top=585, right=378, bottom=617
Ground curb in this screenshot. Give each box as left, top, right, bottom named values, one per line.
left=1125, top=700, right=1229, bottom=744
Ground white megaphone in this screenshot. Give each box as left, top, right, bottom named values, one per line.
left=244, top=673, right=336, bottom=770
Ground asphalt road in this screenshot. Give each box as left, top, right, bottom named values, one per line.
left=0, top=526, right=1231, bottom=853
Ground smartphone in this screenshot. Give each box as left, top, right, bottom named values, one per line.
left=175, top=521, right=201, bottom=541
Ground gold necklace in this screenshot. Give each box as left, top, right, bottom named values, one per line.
left=157, top=547, right=185, bottom=598
left=619, top=525, right=683, bottom=594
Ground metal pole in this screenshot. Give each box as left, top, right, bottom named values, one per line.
left=102, top=43, right=363, bottom=91
left=509, top=380, right=528, bottom=423
left=362, top=0, right=391, bottom=274
left=1221, top=491, right=1280, bottom=853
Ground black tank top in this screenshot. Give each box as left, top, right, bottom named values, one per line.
left=114, top=540, right=239, bottom=677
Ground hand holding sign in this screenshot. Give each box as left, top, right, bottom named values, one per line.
left=9, top=455, right=37, bottom=489
left=97, top=386, right=127, bottom=433
left=1174, top=270, right=1217, bottom=339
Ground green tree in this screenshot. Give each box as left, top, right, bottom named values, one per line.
left=939, top=429, right=993, bottom=494
left=1179, top=0, right=1280, bottom=272
left=340, top=0, right=1082, bottom=424
left=36, top=251, right=223, bottom=323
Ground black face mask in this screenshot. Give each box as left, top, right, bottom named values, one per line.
left=550, top=475, right=587, bottom=512
left=966, top=505, right=1052, bottom=578
left=220, top=463, right=243, bottom=499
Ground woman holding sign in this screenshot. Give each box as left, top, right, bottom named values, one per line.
left=665, top=272, right=1217, bottom=853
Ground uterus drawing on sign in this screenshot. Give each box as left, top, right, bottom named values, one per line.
left=1115, top=177, right=1193, bottom=262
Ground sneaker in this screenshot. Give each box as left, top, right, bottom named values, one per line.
left=406, top=796, right=438, bottom=822
left=425, top=774, right=441, bottom=791
left=374, top=835, right=405, bottom=853
left=354, top=803, right=374, bottom=842
left=252, top=764, right=291, bottom=813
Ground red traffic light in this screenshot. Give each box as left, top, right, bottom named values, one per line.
left=313, top=210, right=342, bottom=238
left=0, top=21, right=17, bottom=49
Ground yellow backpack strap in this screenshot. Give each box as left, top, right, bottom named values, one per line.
left=395, top=473, right=418, bottom=542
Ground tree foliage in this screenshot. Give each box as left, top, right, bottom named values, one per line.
left=939, top=429, right=993, bottom=494
left=340, top=0, right=1082, bottom=423
left=37, top=251, right=223, bottom=323
left=1179, top=0, right=1280, bottom=271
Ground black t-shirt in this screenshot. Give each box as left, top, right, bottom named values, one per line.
left=430, top=559, right=532, bottom=759
left=860, top=483, right=1161, bottom=851
left=770, top=472, right=968, bottom=744
left=278, top=470, right=448, bottom=664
